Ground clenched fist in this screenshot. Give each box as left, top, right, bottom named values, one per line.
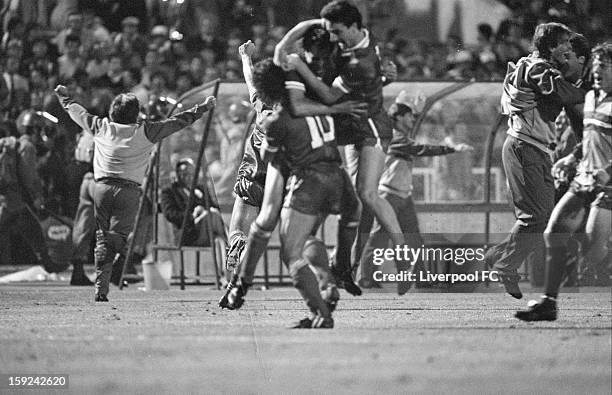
left=54, top=85, right=68, bottom=96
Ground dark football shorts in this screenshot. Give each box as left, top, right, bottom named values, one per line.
left=334, top=110, right=393, bottom=152
left=283, top=163, right=360, bottom=222
left=592, top=188, right=612, bottom=210
left=234, top=177, right=264, bottom=207
left=569, top=179, right=612, bottom=211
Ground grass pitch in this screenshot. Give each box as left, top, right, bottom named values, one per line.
left=0, top=283, right=610, bottom=394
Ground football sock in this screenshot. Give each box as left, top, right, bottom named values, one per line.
left=334, top=222, right=358, bottom=273
left=240, top=222, right=272, bottom=285
left=290, top=260, right=330, bottom=318
left=303, top=237, right=332, bottom=288
left=544, top=245, right=567, bottom=299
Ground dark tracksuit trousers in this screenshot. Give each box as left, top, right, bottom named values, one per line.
left=93, top=179, right=140, bottom=296
left=486, top=135, right=555, bottom=277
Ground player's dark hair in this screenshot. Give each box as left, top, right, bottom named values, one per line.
left=251, top=58, right=286, bottom=106
left=109, top=93, right=140, bottom=124
left=303, top=25, right=334, bottom=56
left=532, top=22, right=571, bottom=59
left=320, top=0, right=362, bottom=29
left=570, top=33, right=591, bottom=61
left=592, top=42, right=612, bottom=63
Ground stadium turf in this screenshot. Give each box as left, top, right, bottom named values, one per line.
left=0, top=284, right=610, bottom=394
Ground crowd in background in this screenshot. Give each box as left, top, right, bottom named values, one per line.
left=0, top=0, right=610, bottom=220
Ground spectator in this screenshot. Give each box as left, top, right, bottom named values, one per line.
left=175, top=71, right=195, bottom=96
left=123, top=68, right=148, bottom=106
left=141, top=49, right=167, bottom=88
left=90, top=53, right=125, bottom=93
left=85, top=41, right=111, bottom=80
left=473, top=23, right=502, bottom=80
left=0, top=110, right=62, bottom=272
left=28, top=67, right=47, bottom=110
left=82, top=9, right=111, bottom=45
left=160, top=158, right=226, bottom=247
left=1, top=18, right=25, bottom=53
left=5, top=38, right=24, bottom=63
left=24, top=37, right=58, bottom=83
left=495, top=19, right=527, bottom=65
left=49, top=0, right=79, bottom=32
left=36, top=123, right=68, bottom=215
left=149, top=70, right=173, bottom=100
left=188, top=55, right=206, bottom=85
left=53, top=11, right=94, bottom=56
left=57, top=34, right=84, bottom=81
left=2, top=56, right=30, bottom=119
left=150, top=25, right=170, bottom=53
left=209, top=99, right=250, bottom=203
left=185, top=17, right=226, bottom=61
left=112, top=17, right=147, bottom=66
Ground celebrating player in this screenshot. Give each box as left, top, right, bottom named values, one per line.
left=231, top=58, right=361, bottom=328
left=485, top=22, right=585, bottom=299
left=516, top=42, right=612, bottom=321
left=275, top=1, right=403, bottom=294
left=221, top=37, right=365, bottom=308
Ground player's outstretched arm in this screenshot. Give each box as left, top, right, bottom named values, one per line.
left=287, top=88, right=367, bottom=118
left=146, top=96, right=216, bottom=142
left=240, top=40, right=258, bottom=101
left=285, top=54, right=344, bottom=104
left=274, top=19, right=323, bottom=67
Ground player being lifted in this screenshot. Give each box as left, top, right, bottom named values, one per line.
left=275, top=0, right=403, bottom=293
left=241, top=57, right=360, bottom=328
left=221, top=36, right=366, bottom=308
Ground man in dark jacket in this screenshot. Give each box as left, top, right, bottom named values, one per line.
left=161, top=158, right=226, bottom=247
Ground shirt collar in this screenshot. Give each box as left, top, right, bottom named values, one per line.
left=341, top=29, right=369, bottom=52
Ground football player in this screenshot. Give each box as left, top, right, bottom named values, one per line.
left=516, top=42, right=612, bottom=321
left=237, top=57, right=360, bottom=328
left=275, top=0, right=404, bottom=293
left=221, top=38, right=365, bottom=308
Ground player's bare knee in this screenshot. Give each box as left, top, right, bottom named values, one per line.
left=250, top=221, right=272, bottom=240
left=357, top=187, right=379, bottom=207
left=255, top=210, right=278, bottom=231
